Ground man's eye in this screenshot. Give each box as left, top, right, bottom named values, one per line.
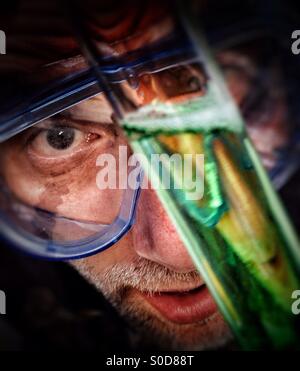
left=28, top=125, right=91, bottom=158
left=46, top=126, right=76, bottom=150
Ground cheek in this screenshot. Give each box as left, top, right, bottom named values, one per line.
left=74, top=231, right=136, bottom=274
left=1, top=145, right=46, bottom=205
left=1, top=138, right=130, bottom=223
left=131, top=187, right=178, bottom=245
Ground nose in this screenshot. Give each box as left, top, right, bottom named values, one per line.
left=132, top=187, right=196, bottom=273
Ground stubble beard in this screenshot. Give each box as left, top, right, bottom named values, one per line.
left=72, top=256, right=233, bottom=350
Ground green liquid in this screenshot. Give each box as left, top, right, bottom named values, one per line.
left=121, top=96, right=300, bottom=349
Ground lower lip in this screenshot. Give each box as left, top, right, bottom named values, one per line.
left=141, top=286, right=217, bottom=324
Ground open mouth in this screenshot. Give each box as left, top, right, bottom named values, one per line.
left=140, top=285, right=218, bottom=325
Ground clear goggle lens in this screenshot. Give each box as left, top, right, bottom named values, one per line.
left=0, top=94, right=141, bottom=259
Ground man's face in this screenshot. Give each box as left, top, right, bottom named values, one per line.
left=0, top=43, right=289, bottom=350
left=0, top=88, right=231, bottom=350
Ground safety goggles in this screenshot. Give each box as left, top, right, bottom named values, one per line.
left=0, top=21, right=200, bottom=259
left=0, top=1, right=299, bottom=261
